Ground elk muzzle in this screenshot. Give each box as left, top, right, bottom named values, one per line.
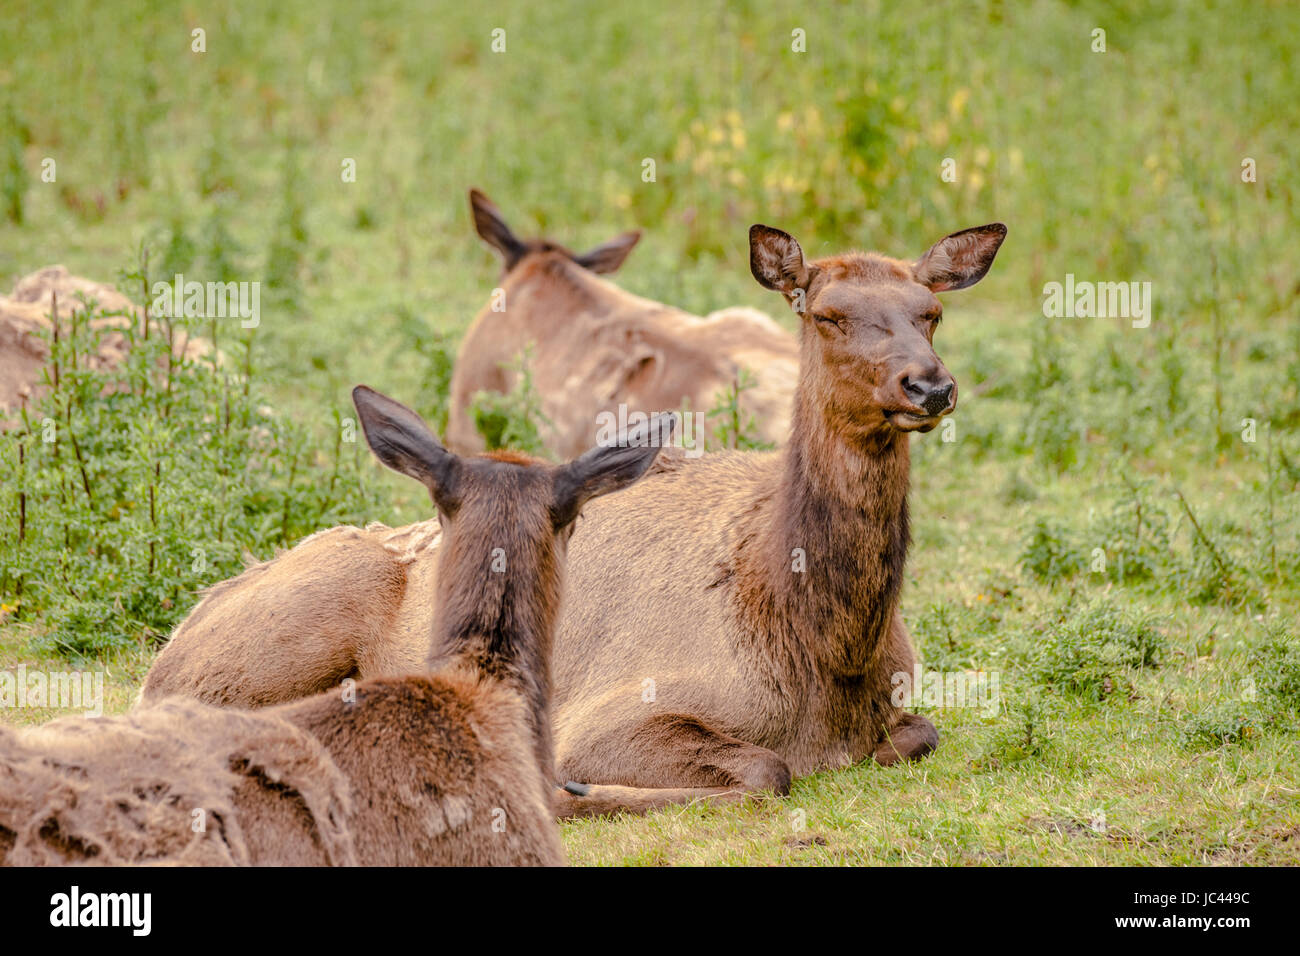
left=900, top=375, right=956, bottom=417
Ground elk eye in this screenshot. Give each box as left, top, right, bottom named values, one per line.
left=812, top=313, right=843, bottom=332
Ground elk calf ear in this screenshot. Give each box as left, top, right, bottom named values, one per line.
left=470, top=188, right=527, bottom=271
left=552, top=412, right=678, bottom=527
left=352, top=385, right=461, bottom=510
left=749, top=224, right=814, bottom=299
left=575, top=231, right=641, bottom=274
left=913, top=223, right=1008, bottom=292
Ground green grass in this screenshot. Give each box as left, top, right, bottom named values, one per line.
left=2, top=0, right=1298, bottom=865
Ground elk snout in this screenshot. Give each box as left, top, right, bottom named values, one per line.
left=900, top=374, right=956, bottom=417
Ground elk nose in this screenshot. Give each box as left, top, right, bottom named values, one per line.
left=901, top=376, right=955, bottom=416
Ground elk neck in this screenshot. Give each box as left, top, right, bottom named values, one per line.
left=426, top=532, right=561, bottom=784
left=739, top=373, right=913, bottom=680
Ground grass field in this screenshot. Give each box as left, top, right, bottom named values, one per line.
left=1, top=0, right=1298, bottom=865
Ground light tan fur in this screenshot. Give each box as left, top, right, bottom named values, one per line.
left=0, top=266, right=210, bottom=427
left=445, top=191, right=798, bottom=458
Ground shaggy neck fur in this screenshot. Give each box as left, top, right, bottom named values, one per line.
left=426, top=533, right=560, bottom=787
left=736, top=357, right=912, bottom=686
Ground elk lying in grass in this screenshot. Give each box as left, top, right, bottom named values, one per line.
left=446, top=189, right=798, bottom=458
left=11, top=388, right=670, bottom=863
left=141, top=219, right=1006, bottom=818
left=548, top=221, right=1006, bottom=815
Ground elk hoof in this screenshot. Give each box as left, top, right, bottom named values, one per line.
left=872, top=713, right=938, bottom=766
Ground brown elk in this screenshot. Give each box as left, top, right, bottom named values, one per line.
left=141, top=219, right=1006, bottom=819
left=267, top=387, right=675, bottom=859
left=446, top=189, right=798, bottom=459
left=42, top=386, right=670, bottom=865
left=548, top=221, right=1006, bottom=815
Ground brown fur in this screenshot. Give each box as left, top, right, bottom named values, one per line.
left=0, top=697, right=356, bottom=865
left=271, top=668, right=562, bottom=865
left=446, top=190, right=798, bottom=458
left=140, top=222, right=1006, bottom=818
left=0, top=674, right=558, bottom=866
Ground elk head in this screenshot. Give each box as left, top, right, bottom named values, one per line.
left=470, top=188, right=642, bottom=276
left=749, top=222, right=1006, bottom=439
left=351, top=385, right=675, bottom=653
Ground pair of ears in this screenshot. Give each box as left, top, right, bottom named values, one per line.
left=749, top=222, right=1008, bottom=299
left=471, top=188, right=641, bottom=275
left=351, top=386, right=676, bottom=529
left=472, top=186, right=1007, bottom=297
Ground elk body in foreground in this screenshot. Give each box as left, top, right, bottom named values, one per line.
left=8, top=388, right=669, bottom=863
left=446, top=189, right=798, bottom=459
left=141, top=219, right=1006, bottom=819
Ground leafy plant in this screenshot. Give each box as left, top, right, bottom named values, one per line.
left=1028, top=602, right=1167, bottom=701
left=1084, top=472, right=1171, bottom=584
left=1172, top=492, right=1262, bottom=610
left=1019, top=516, right=1082, bottom=583
left=1250, top=623, right=1300, bottom=714
left=1180, top=701, right=1261, bottom=750
left=975, top=691, right=1055, bottom=770
left=265, top=149, right=310, bottom=307
left=470, top=348, right=551, bottom=457
left=0, top=250, right=380, bottom=658
left=707, top=367, right=773, bottom=451
left=388, top=305, right=457, bottom=436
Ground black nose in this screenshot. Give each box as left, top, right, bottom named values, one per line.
left=920, top=383, right=953, bottom=416
left=902, top=377, right=954, bottom=416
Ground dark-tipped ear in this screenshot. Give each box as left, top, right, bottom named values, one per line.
left=913, top=223, right=1007, bottom=293
left=750, top=224, right=815, bottom=306
left=470, top=188, right=527, bottom=271
left=574, top=231, right=641, bottom=274
left=352, top=385, right=461, bottom=510
left=552, top=412, right=677, bottom=527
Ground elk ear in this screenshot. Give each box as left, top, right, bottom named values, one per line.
left=352, top=385, right=461, bottom=510
left=574, top=231, right=641, bottom=274
left=750, top=224, right=814, bottom=302
left=552, top=412, right=677, bottom=528
left=913, top=223, right=1007, bottom=292
left=470, top=188, right=527, bottom=271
